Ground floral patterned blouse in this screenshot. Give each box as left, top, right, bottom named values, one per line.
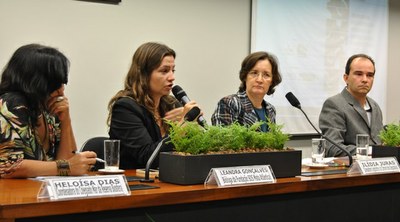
left=0, top=92, right=61, bottom=178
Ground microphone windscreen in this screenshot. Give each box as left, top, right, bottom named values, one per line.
left=184, top=107, right=200, bottom=122
left=172, top=85, right=187, bottom=101
left=285, top=92, right=301, bottom=109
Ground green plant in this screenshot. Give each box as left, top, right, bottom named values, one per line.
left=168, top=121, right=290, bottom=155
left=379, top=123, right=400, bottom=147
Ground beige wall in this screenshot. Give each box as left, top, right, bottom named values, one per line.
left=0, top=0, right=398, bottom=154
left=387, top=0, right=400, bottom=124
left=0, top=0, right=251, bottom=146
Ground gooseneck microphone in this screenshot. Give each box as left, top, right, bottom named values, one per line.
left=285, top=92, right=353, bottom=167
left=141, top=106, right=201, bottom=182
left=285, top=92, right=301, bottom=109
left=172, top=85, right=207, bottom=127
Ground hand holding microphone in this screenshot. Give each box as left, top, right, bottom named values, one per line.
left=164, top=107, right=185, bottom=122
left=172, top=85, right=207, bottom=127
left=164, top=101, right=201, bottom=123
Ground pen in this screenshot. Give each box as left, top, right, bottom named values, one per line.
left=72, top=151, right=106, bottom=163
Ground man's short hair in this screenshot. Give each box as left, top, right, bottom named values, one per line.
left=345, top=54, right=375, bottom=75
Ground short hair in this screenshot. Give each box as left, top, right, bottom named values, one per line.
left=238, top=51, right=282, bottom=95
left=345, top=54, right=375, bottom=75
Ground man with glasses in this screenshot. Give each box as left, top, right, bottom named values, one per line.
left=211, top=51, right=282, bottom=132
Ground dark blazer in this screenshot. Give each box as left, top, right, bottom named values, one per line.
left=319, top=88, right=383, bottom=157
left=108, top=97, right=176, bottom=169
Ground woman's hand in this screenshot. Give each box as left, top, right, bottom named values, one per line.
left=168, top=101, right=202, bottom=124
left=164, top=107, right=184, bottom=122
left=47, top=85, right=71, bottom=122
left=67, top=151, right=97, bottom=175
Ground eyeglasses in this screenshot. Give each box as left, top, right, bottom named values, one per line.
left=248, top=71, right=271, bottom=80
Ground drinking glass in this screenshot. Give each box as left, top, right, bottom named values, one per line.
left=356, top=134, right=369, bottom=160
left=104, top=140, right=120, bottom=171
left=311, top=138, right=326, bottom=164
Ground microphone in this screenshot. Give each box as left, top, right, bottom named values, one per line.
left=285, top=92, right=353, bottom=167
left=184, top=106, right=201, bottom=121
left=285, top=92, right=301, bottom=109
left=172, top=85, right=207, bottom=127
left=140, top=107, right=201, bottom=182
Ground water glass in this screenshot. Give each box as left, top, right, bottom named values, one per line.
left=356, top=134, right=369, bottom=160
left=104, top=140, right=120, bottom=171
left=311, top=138, right=326, bottom=164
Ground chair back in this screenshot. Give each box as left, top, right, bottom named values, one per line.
left=80, top=136, right=109, bottom=170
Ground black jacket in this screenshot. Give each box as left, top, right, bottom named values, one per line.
left=109, top=96, right=178, bottom=169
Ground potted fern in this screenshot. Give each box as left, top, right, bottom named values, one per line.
left=372, top=123, right=400, bottom=160
left=159, top=121, right=301, bottom=185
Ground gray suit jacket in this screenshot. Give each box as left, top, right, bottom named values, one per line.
left=319, top=88, right=383, bottom=157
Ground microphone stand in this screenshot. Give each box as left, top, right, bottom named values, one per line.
left=140, top=136, right=170, bottom=182
left=297, top=108, right=353, bottom=167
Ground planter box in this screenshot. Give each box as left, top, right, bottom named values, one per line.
left=372, top=145, right=400, bottom=160
left=159, top=150, right=302, bottom=185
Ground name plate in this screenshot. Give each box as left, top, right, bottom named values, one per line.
left=347, top=157, right=400, bottom=175
left=205, top=165, right=276, bottom=187
left=37, top=175, right=130, bottom=200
